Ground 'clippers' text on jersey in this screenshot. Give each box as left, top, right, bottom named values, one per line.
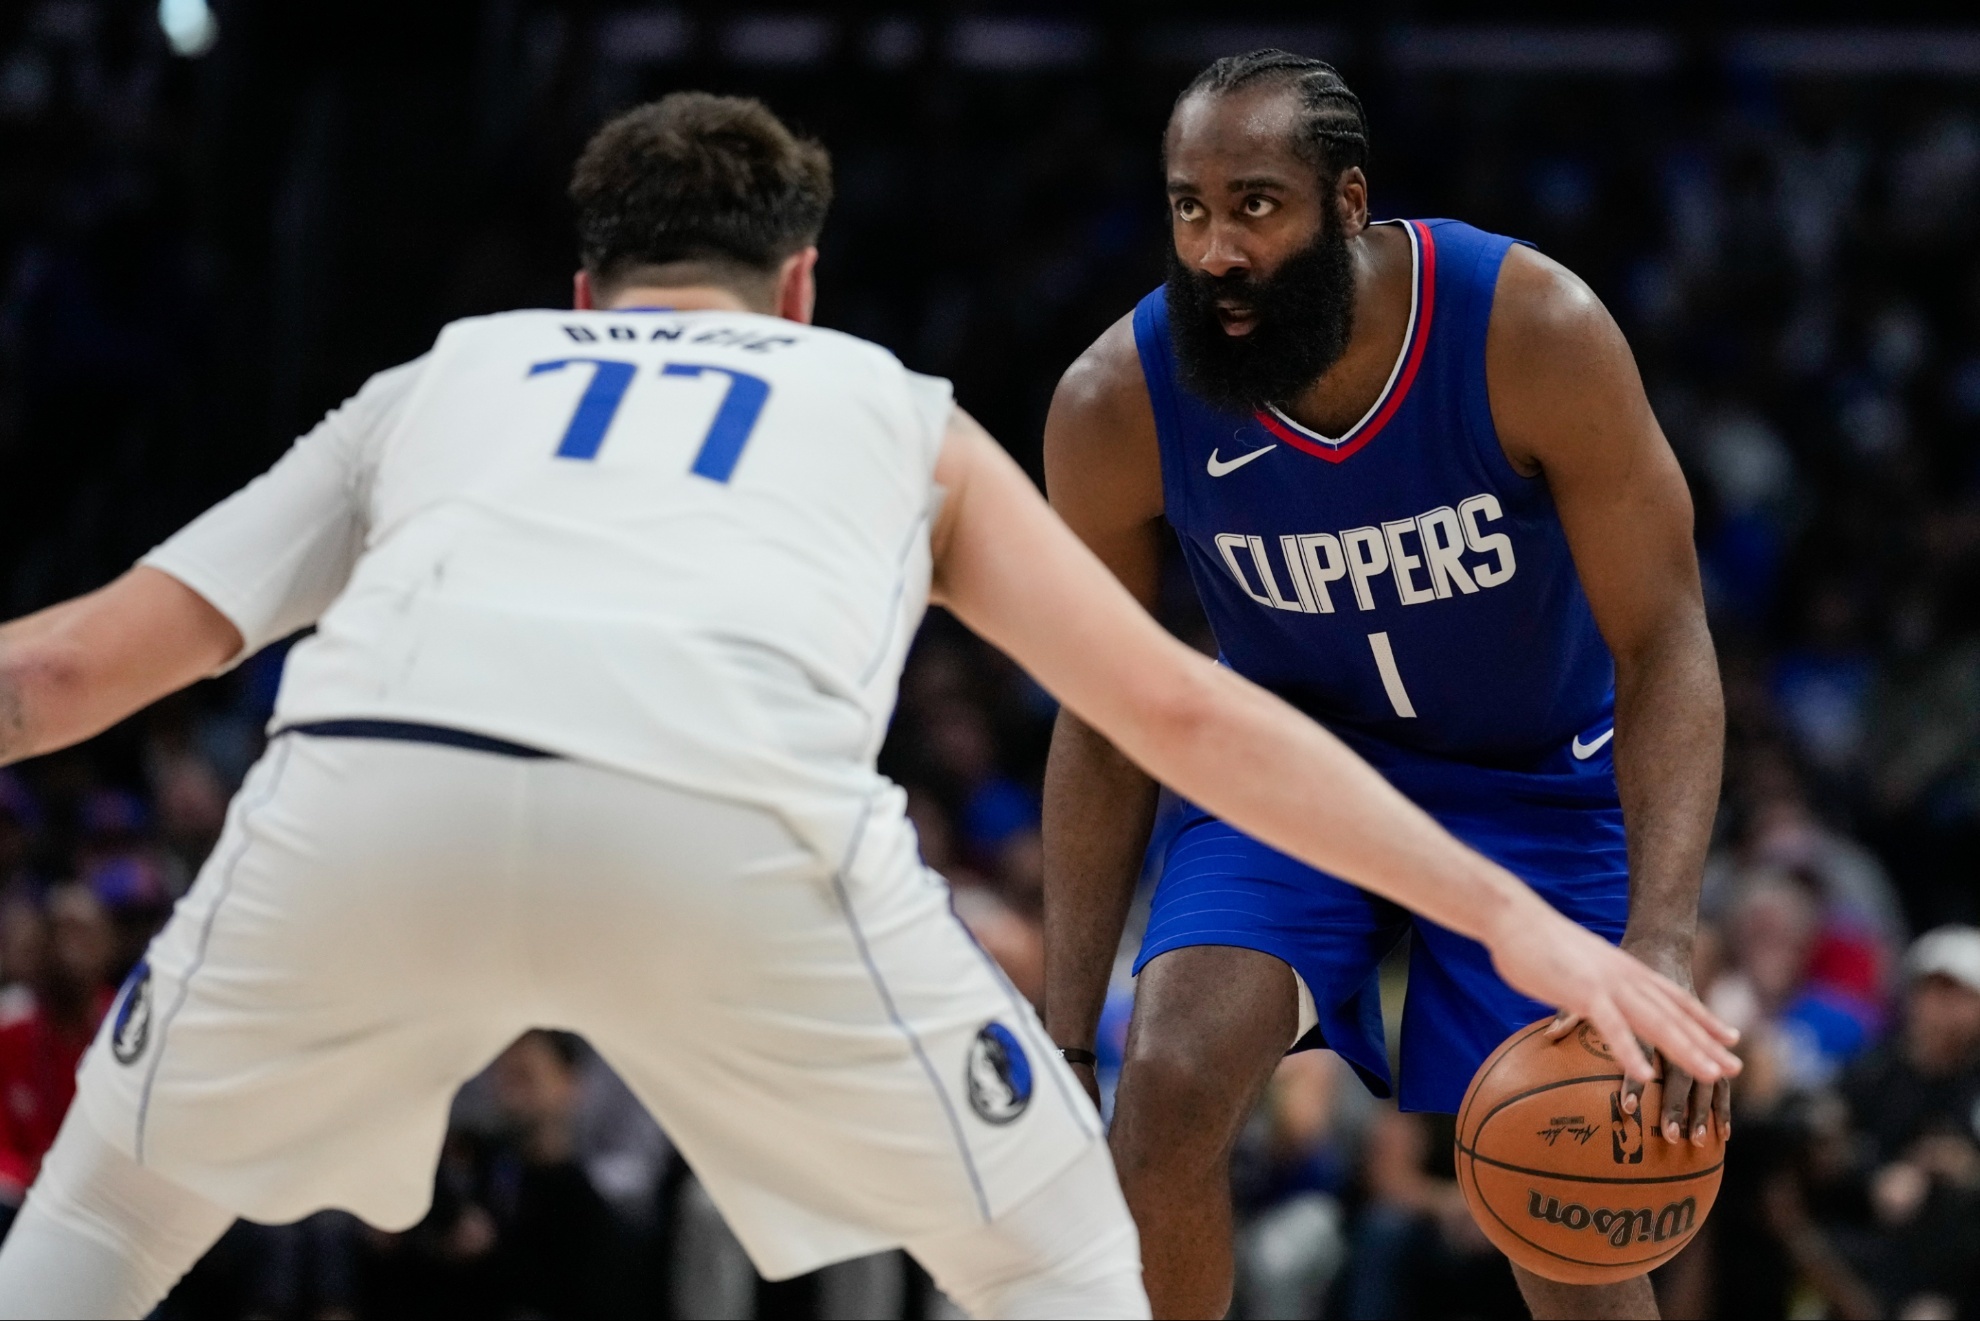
left=1212, top=491, right=1517, bottom=615
left=1134, top=219, right=1615, bottom=766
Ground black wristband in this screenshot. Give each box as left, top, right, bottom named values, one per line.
left=1057, top=1046, right=1098, bottom=1068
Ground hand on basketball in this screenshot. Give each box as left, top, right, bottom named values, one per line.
left=1547, top=1016, right=1733, bottom=1145
left=1487, top=904, right=1741, bottom=1090
left=1546, top=949, right=1733, bottom=1147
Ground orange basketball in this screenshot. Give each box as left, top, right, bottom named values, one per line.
left=1454, top=1018, right=1723, bottom=1285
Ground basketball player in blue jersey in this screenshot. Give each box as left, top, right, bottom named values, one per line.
left=1042, top=52, right=1727, bottom=1319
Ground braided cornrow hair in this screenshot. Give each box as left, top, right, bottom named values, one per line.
left=1176, top=49, right=1370, bottom=183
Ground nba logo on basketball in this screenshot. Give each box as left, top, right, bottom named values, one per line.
left=1610, top=1092, right=1643, bottom=1165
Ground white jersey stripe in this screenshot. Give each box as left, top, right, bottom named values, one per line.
left=1367, top=631, right=1419, bottom=719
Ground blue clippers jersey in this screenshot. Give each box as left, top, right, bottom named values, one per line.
left=1134, top=218, right=1614, bottom=768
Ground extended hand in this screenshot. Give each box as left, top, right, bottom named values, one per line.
left=1488, top=905, right=1740, bottom=1087
left=1545, top=947, right=1732, bottom=1146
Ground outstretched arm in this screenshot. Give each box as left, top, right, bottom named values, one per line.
left=929, top=405, right=1741, bottom=1086
left=1489, top=245, right=1727, bottom=1142
left=0, top=359, right=412, bottom=768
left=0, top=568, right=242, bottom=765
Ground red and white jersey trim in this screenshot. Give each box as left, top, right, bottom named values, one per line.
left=1255, top=218, right=1437, bottom=465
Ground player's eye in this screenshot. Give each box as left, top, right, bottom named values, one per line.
left=1242, top=195, right=1278, bottom=218
left=1173, top=198, right=1204, bottom=222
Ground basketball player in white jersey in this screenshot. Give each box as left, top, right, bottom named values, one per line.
left=0, top=94, right=1737, bottom=1319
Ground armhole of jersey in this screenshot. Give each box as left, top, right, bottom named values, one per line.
left=1130, top=290, right=1189, bottom=531
left=903, top=370, right=957, bottom=477
left=1460, top=234, right=1546, bottom=494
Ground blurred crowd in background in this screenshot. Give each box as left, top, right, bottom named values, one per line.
left=3, top=1, right=1980, bottom=1316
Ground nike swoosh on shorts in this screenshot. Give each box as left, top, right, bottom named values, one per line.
left=1206, top=445, right=1276, bottom=477
left=1570, top=727, right=1615, bottom=760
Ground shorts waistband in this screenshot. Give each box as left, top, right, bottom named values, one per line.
left=276, top=719, right=559, bottom=760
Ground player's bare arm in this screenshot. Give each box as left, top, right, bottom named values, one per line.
left=1486, top=245, right=1730, bottom=1147
left=929, top=406, right=1741, bottom=1088
left=1033, top=315, right=1166, bottom=1100
left=0, top=567, right=242, bottom=766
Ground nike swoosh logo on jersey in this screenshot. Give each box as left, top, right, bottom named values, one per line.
left=1570, top=728, right=1615, bottom=760
left=1206, top=445, right=1277, bottom=477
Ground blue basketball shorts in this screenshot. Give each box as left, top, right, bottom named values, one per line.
left=1133, top=734, right=1630, bottom=1115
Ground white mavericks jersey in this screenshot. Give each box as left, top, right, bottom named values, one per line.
left=145, top=307, right=955, bottom=862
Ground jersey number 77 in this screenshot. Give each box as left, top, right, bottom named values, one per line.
left=527, top=357, right=770, bottom=483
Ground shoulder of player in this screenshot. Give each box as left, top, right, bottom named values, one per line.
left=1485, top=246, right=1643, bottom=468
left=293, top=352, right=430, bottom=462
left=1043, top=314, right=1159, bottom=502
left=1486, top=246, right=1628, bottom=386
left=1050, top=313, right=1150, bottom=430
left=354, top=353, right=429, bottom=405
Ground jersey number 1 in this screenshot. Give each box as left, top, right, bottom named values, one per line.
left=1367, top=631, right=1418, bottom=719
left=527, top=357, right=770, bottom=483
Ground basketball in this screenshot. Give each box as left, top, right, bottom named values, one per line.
left=1455, top=1019, right=1723, bottom=1285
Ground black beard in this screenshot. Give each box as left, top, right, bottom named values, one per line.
left=1164, top=220, right=1357, bottom=415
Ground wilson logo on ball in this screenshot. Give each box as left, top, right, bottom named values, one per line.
left=1525, top=1192, right=1696, bottom=1248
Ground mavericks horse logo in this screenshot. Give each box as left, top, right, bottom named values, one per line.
left=111, top=962, right=154, bottom=1065
left=965, top=1022, right=1033, bottom=1125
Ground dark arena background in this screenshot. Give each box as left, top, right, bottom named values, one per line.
left=4, top=2, right=1980, bottom=1317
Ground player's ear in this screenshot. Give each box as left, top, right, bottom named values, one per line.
left=776, top=247, right=819, bottom=325
left=1336, top=167, right=1369, bottom=236
left=573, top=269, right=596, bottom=310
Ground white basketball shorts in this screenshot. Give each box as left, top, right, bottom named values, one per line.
left=74, top=732, right=1101, bottom=1279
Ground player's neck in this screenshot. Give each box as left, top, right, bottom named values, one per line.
left=597, top=286, right=763, bottom=315
left=1277, top=224, right=1414, bottom=439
